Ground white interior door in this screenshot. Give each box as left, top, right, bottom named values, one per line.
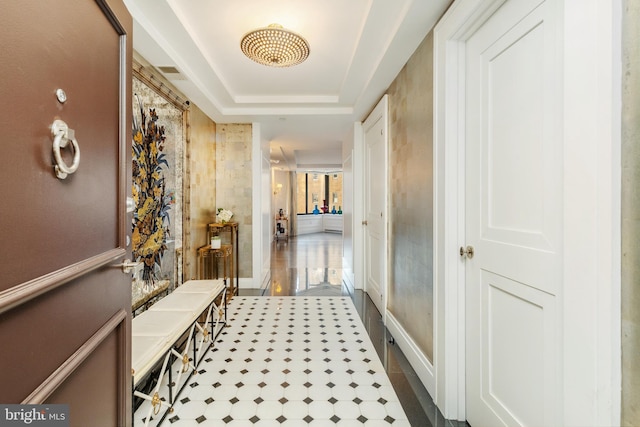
left=363, top=96, right=388, bottom=317
left=464, top=1, right=562, bottom=426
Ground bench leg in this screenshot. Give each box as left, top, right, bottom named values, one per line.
left=194, top=304, right=214, bottom=363
left=192, top=288, right=227, bottom=366
left=211, top=300, right=225, bottom=339
left=169, top=322, right=198, bottom=394
left=134, top=351, right=174, bottom=426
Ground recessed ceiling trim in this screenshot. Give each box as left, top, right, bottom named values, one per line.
left=128, top=0, right=451, bottom=143
left=234, top=95, right=340, bottom=104
left=221, top=107, right=354, bottom=116
left=295, top=164, right=343, bottom=170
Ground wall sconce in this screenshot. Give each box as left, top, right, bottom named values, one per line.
left=274, top=183, right=283, bottom=195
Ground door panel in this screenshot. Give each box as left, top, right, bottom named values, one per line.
left=0, top=272, right=128, bottom=402
left=465, top=1, right=561, bottom=426
left=1, top=1, right=122, bottom=289
left=480, top=272, right=556, bottom=427
left=363, top=99, right=388, bottom=316
left=0, top=1, right=132, bottom=425
left=44, top=316, right=126, bottom=427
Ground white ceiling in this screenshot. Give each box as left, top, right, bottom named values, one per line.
left=123, top=0, right=450, bottom=170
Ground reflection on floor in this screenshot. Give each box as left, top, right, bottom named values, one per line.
left=249, top=232, right=467, bottom=427
left=267, top=232, right=345, bottom=298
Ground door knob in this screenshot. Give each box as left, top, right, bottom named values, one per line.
left=362, top=220, right=368, bottom=226
left=459, top=245, right=474, bottom=259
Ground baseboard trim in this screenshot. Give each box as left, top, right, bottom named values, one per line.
left=238, top=277, right=261, bottom=289
left=385, top=310, right=435, bottom=398
left=342, top=267, right=355, bottom=295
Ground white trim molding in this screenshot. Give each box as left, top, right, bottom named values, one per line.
left=252, top=122, right=271, bottom=290
left=386, top=311, right=435, bottom=396
left=352, top=122, right=364, bottom=290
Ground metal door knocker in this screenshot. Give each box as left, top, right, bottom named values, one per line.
left=51, top=119, right=80, bottom=179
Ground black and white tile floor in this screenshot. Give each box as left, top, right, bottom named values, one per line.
left=135, top=296, right=410, bottom=426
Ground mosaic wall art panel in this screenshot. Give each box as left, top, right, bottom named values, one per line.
left=132, top=76, right=184, bottom=292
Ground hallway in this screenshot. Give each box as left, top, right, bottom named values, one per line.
left=253, top=232, right=465, bottom=427
left=134, top=232, right=466, bottom=426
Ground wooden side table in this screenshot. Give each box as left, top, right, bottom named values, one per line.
left=207, top=222, right=239, bottom=296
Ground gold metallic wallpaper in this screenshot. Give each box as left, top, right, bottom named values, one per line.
left=215, top=124, right=254, bottom=278
left=184, top=106, right=217, bottom=281
left=622, top=1, right=639, bottom=424
left=387, top=31, right=435, bottom=362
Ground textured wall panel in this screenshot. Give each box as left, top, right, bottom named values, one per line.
left=622, top=1, right=640, bottom=424
left=387, top=32, right=434, bottom=362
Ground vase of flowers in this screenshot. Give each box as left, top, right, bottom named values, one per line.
left=216, top=208, right=234, bottom=224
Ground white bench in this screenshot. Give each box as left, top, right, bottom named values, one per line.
left=132, top=279, right=227, bottom=426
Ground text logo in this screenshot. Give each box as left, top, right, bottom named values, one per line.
left=0, top=405, right=68, bottom=426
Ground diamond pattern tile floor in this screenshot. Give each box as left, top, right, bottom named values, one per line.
left=135, top=296, right=410, bottom=426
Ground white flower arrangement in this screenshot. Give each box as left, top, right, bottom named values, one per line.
left=216, top=208, right=234, bottom=224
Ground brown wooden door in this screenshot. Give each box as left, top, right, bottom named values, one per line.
left=0, top=1, right=132, bottom=426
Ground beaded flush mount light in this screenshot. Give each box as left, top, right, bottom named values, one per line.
left=240, top=24, right=310, bottom=67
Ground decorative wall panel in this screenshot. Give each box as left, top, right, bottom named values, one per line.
left=622, top=1, right=640, bottom=424
left=216, top=124, right=253, bottom=278
left=387, top=32, right=434, bottom=362
left=184, top=106, right=217, bottom=280
left=132, top=76, right=183, bottom=290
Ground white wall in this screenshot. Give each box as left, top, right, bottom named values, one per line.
left=251, top=123, right=271, bottom=289
left=342, top=125, right=355, bottom=290
left=351, top=122, right=364, bottom=290
left=272, top=169, right=290, bottom=218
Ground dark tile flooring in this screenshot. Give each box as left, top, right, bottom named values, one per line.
left=241, top=232, right=466, bottom=427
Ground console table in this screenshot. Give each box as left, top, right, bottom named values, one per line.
left=206, top=222, right=239, bottom=296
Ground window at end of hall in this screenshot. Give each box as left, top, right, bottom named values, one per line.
left=296, top=172, right=343, bottom=214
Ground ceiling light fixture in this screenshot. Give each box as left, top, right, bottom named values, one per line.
left=240, top=24, right=310, bottom=67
